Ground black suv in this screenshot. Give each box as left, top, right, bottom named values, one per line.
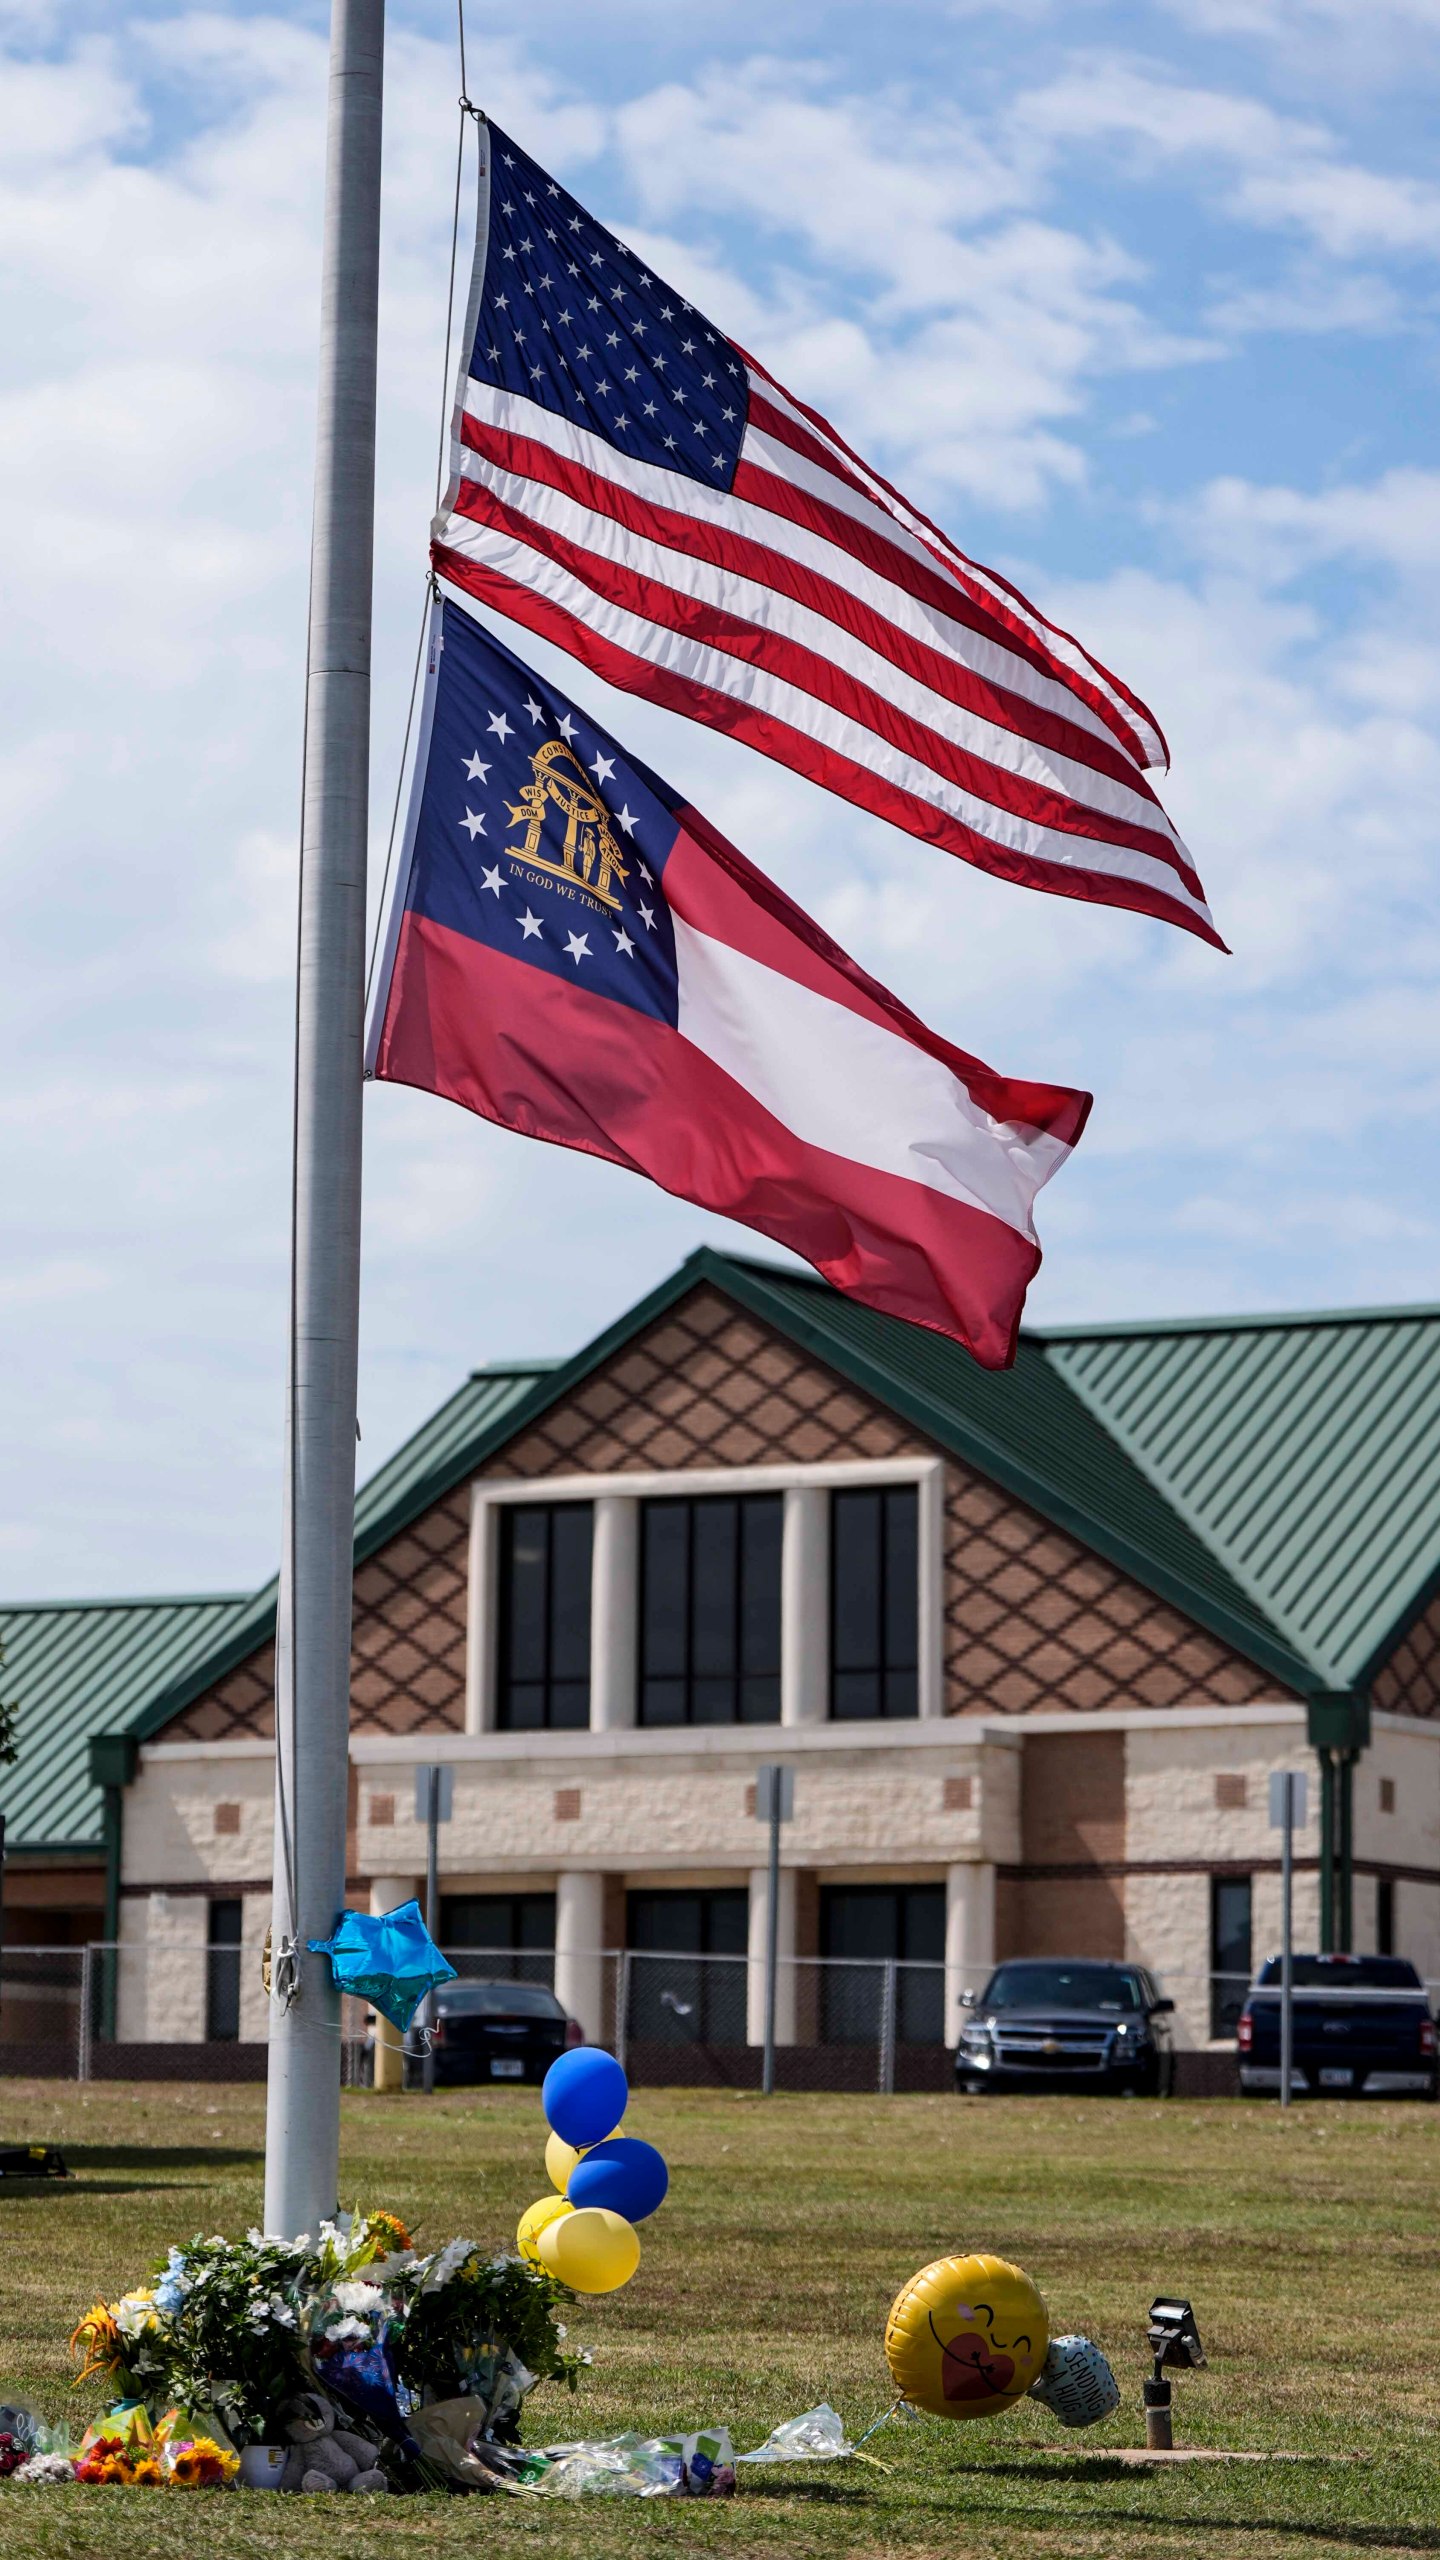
left=956, top=1959, right=1176, bottom=2096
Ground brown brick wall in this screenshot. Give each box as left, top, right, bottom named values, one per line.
left=944, top=1470, right=1283, bottom=1719
left=1371, top=1583, right=1440, bottom=1721
left=995, top=1731, right=1129, bottom=1960
left=162, top=1281, right=1283, bottom=1744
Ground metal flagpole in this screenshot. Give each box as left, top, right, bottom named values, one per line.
left=264, top=0, right=384, bottom=2238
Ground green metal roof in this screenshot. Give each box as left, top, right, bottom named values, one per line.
left=1037, top=1305, right=1440, bottom=1687
left=711, top=1257, right=1312, bottom=1690
left=21, top=1257, right=1440, bottom=1808
left=0, top=1595, right=249, bottom=1854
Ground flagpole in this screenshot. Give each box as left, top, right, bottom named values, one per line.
left=264, top=0, right=384, bottom=2238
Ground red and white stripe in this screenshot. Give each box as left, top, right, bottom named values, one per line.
left=434, top=359, right=1221, bottom=948
left=377, top=799, right=1091, bottom=1368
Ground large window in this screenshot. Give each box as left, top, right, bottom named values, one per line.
left=829, top=1485, right=919, bottom=1720
left=627, top=1888, right=749, bottom=2044
left=639, top=1495, right=782, bottom=1726
left=497, top=1503, right=593, bottom=1730
left=820, top=1883, right=944, bottom=2043
left=206, top=1898, right=243, bottom=2043
left=1210, top=1875, right=1252, bottom=2040
left=441, top=1892, right=556, bottom=1988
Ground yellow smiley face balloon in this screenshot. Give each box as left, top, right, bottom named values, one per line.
left=884, top=2253, right=1049, bottom=2420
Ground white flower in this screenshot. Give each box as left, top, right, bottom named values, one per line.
left=269, top=2299, right=297, bottom=2329
left=420, top=2236, right=475, bottom=2294
left=15, top=2453, right=74, bottom=2485
left=331, top=2280, right=384, bottom=2316
left=324, top=2315, right=371, bottom=2343
left=114, top=2294, right=156, bottom=2339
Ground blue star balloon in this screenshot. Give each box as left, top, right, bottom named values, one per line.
left=308, top=1900, right=456, bottom=2032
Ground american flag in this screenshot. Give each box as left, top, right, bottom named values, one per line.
left=432, top=120, right=1221, bottom=949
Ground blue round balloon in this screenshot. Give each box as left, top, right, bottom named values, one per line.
left=542, top=2046, right=629, bottom=2149
left=566, top=2135, right=669, bottom=2224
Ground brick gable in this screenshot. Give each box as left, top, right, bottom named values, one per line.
left=1371, top=1583, right=1440, bottom=1721
left=162, top=1282, right=1286, bottom=1741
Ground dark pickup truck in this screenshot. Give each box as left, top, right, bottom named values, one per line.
left=1237, top=1953, right=1436, bottom=2099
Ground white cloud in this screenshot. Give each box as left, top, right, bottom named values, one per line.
left=1015, top=59, right=1440, bottom=258
left=0, top=8, right=1438, bottom=1589
left=1178, top=466, right=1440, bottom=579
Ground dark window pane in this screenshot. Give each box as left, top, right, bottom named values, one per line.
left=498, top=1504, right=593, bottom=1730
left=1210, top=1876, right=1252, bottom=2039
left=884, top=1490, right=919, bottom=1670
left=626, top=1889, right=748, bottom=2042
left=642, top=1504, right=689, bottom=1677
left=639, top=1496, right=781, bottom=1726
left=506, top=1510, right=549, bottom=1681
left=898, top=1965, right=944, bottom=2043
left=820, top=1885, right=944, bottom=2044
left=832, top=1670, right=880, bottom=1721
left=640, top=1677, right=687, bottom=1727
left=830, top=1485, right=918, bottom=1721
left=692, top=1499, right=738, bottom=1678
left=884, top=1667, right=918, bottom=1720
left=1377, top=1877, right=1395, bottom=1956
left=831, top=1491, right=881, bottom=1677
left=900, top=1887, right=945, bottom=1965
left=549, top=1506, right=594, bottom=1681
left=705, top=1890, right=750, bottom=1957
left=206, top=1899, right=243, bottom=2043
left=740, top=1498, right=783, bottom=1674
left=740, top=1673, right=780, bottom=1724
left=823, top=1887, right=899, bottom=1962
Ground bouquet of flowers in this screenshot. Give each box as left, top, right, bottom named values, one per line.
left=47, top=2207, right=585, bottom=2490
left=392, top=2241, right=585, bottom=2433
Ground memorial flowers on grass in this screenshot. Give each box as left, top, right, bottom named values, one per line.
left=30, top=2206, right=587, bottom=2492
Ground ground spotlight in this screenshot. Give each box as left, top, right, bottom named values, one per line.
left=1144, top=2296, right=1205, bottom=2449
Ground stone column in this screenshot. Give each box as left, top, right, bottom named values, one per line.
left=554, top=1871, right=608, bottom=2045
left=945, top=1862, right=995, bottom=2048
left=747, top=1862, right=798, bottom=2046
left=781, top=1485, right=828, bottom=1726
left=370, top=1875, right=420, bottom=2092
left=465, top=1494, right=499, bottom=1734
left=591, top=1496, right=638, bottom=1730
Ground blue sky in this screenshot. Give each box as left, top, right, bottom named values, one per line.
left=2, top=0, right=1439, bottom=1596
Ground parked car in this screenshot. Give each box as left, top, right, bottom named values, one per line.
left=402, top=1980, right=582, bottom=2089
left=955, top=1959, right=1176, bottom=2096
left=1237, top=1953, right=1436, bottom=2099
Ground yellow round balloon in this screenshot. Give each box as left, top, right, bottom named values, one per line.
left=884, top=2253, right=1049, bottom=2420
left=545, top=2129, right=585, bottom=2193
left=536, top=2204, right=640, bottom=2294
left=517, top=2192, right=572, bottom=2266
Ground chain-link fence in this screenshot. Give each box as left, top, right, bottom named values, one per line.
left=1, top=1942, right=1434, bottom=2091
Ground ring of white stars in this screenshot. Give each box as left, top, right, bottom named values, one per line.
left=457, top=688, right=659, bottom=969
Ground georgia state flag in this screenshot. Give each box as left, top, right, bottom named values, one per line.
left=366, top=599, right=1090, bottom=1368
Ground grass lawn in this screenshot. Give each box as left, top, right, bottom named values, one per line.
left=0, top=2076, right=1436, bottom=2557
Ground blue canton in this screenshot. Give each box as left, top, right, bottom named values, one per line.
left=468, top=122, right=748, bottom=492
left=406, top=601, right=683, bottom=1027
